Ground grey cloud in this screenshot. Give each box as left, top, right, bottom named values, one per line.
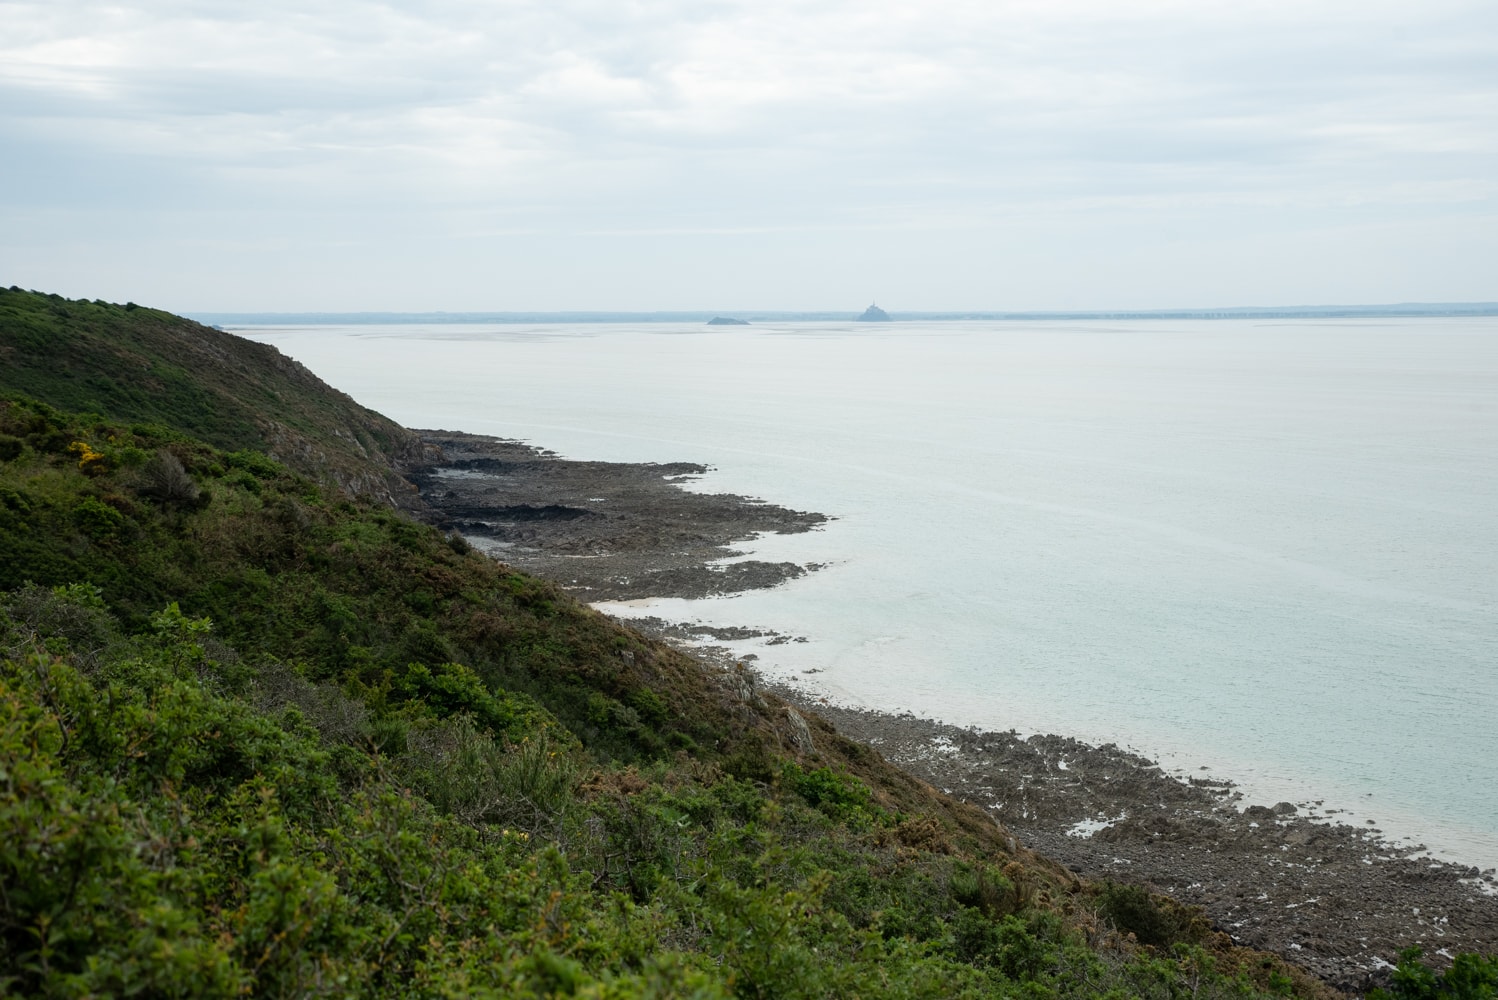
left=2, top=0, right=1495, bottom=308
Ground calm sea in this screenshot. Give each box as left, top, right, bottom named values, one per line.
left=238, top=319, right=1498, bottom=871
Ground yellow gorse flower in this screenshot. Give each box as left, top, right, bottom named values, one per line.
left=67, top=441, right=111, bottom=476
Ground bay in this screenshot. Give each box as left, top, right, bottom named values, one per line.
left=238, top=318, right=1498, bottom=871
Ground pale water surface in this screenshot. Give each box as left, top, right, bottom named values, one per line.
left=238, top=319, right=1498, bottom=870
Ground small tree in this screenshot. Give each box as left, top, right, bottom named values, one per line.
left=138, top=448, right=200, bottom=506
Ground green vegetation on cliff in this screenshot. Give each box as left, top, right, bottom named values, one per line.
left=0, top=289, right=1349, bottom=997
left=0, top=287, right=429, bottom=503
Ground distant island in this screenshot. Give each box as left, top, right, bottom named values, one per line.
left=856, top=303, right=892, bottom=322
left=706, top=316, right=750, bottom=325
left=4, top=287, right=1494, bottom=996
left=187, top=302, right=1498, bottom=326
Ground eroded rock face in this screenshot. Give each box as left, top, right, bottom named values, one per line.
left=409, top=431, right=829, bottom=600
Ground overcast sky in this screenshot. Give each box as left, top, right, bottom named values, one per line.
left=2, top=0, right=1495, bottom=312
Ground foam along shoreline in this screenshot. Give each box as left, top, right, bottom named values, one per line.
left=600, top=606, right=1498, bottom=992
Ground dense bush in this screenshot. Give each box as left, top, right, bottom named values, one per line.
left=2, top=585, right=1314, bottom=998
left=1098, top=880, right=1210, bottom=949
left=1370, top=948, right=1498, bottom=1000
left=0, top=391, right=1396, bottom=998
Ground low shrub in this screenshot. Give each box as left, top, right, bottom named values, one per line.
left=1097, top=880, right=1203, bottom=948
left=1370, top=947, right=1498, bottom=1000
left=72, top=496, right=126, bottom=541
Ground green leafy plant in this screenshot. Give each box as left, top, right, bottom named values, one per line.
left=1370, top=947, right=1498, bottom=1000
left=0, top=333, right=1387, bottom=999
left=71, top=496, right=125, bottom=541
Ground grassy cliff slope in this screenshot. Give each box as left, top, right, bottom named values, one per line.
left=0, top=287, right=431, bottom=506
left=0, top=289, right=1370, bottom=997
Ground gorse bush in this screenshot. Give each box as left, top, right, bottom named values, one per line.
left=67, top=439, right=113, bottom=476
left=782, top=760, right=875, bottom=826
left=0, top=288, right=423, bottom=500
left=3, top=587, right=1307, bottom=999
left=71, top=495, right=126, bottom=540
left=1370, top=947, right=1498, bottom=1000
left=403, top=714, right=581, bottom=836
left=0, top=384, right=1398, bottom=998
left=1098, top=880, right=1211, bottom=949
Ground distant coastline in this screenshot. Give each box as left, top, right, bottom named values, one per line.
left=194, top=301, right=1498, bottom=326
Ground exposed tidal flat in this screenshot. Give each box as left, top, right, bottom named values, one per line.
left=239, top=317, right=1498, bottom=958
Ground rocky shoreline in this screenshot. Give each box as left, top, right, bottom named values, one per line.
left=625, top=612, right=1498, bottom=992
left=408, top=434, right=1497, bottom=993
left=779, top=696, right=1498, bottom=993
left=409, top=430, right=827, bottom=600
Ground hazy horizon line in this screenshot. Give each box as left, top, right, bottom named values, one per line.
left=193, top=301, right=1498, bottom=326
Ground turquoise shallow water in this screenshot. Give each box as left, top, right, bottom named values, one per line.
left=239, top=318, right=1498, bottom=870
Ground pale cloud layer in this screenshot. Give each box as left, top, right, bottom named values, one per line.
left=2, top=0, right=1495, bottom=310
